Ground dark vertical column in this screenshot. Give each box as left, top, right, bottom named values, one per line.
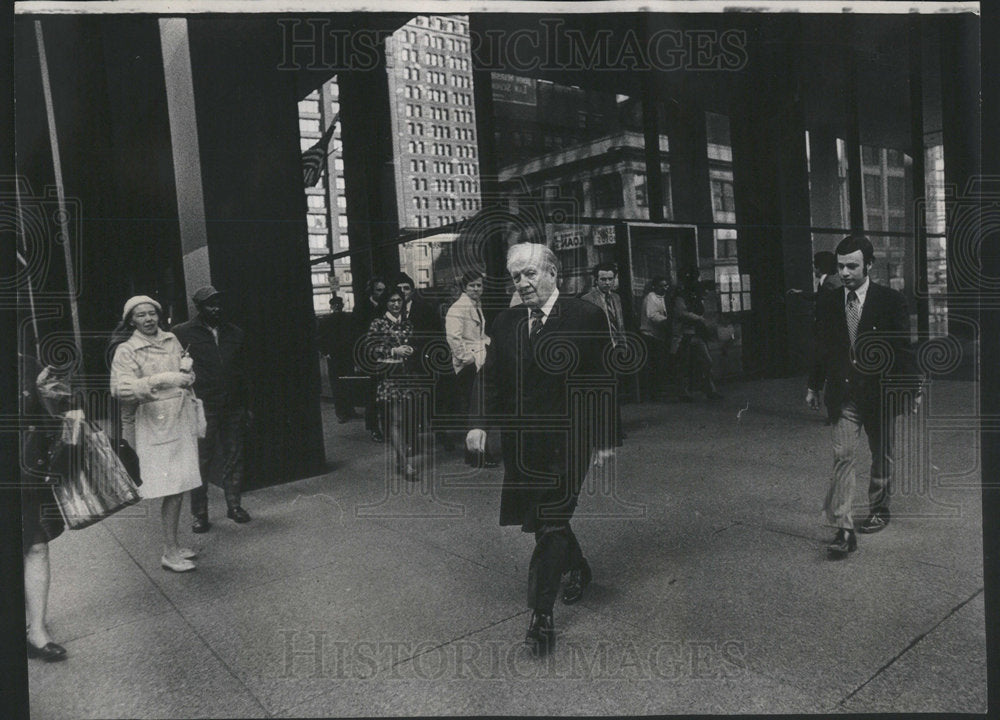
left=845, top=19, right=864, bottom=234
left=730, top=17, right=812, bottom=378
left=909, top=16, right=929, bottom=334
left=339, top=44, right=400, bottom=304
left=639, top=17, right=664, bottom=224
left=980, top=4, right=1000, bottom=712
left=939, top=14, right=980, bottom=346
left=470, top=16, right=510, bottom=289
left=663, top=93, right=713, bottom=260
left=774, top=73, right=814, bottom=375
left=187, top=17, right=325, bottom=487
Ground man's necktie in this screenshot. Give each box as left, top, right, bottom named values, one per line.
left=604, top=294, right=620, bottom=346
left=846, top=290, right=861, bottom=346
left=529, top=308, right=544, bottom=346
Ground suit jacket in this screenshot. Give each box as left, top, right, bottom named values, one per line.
left=445, top=292, right=490, bottom=373
left=481, top=296, right=613, bottom=530
left=580, top=288, right=625, bottom=347
left=810, top=281, right=916, bottom=420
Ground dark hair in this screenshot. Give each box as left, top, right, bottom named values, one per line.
left=393, top=272, right=416, bottom=288
left=592, top=261, right=618, bottom=279
left=835, top=235, right=875, bottom=266
left=813, top=251, right=837, bottom=276
left=365, top=276, right=387, bottom=297
left=377, top=284, right=408, bottom=315
left=329, top=294, right=344, bottom=308
left=681, top=266, right=702, bottom=289
left=643, top=275, right=669, bottom=295
left=459, top=269, right=484, bottom=290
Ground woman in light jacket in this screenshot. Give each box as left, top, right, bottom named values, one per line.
left=444, top=269, right=495, bottom=465
left=110, top=296, right=202, bottom=572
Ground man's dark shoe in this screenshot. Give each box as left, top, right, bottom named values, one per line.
left=227, top=506, right=251, bottom=523
left=525, top=611, right=555, bottom=656
left=562, top=560, right=592, bottom=605
left=370, top=430, right=384, bottom=443
left=826, top=528, right=857, bottom=558
left=191, top=516, right=211, bottom=534
left=858, top=511, right=889, bottom=534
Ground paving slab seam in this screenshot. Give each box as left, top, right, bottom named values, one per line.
left=100, top=517, right=276, bottom=718
left=386, top=609, right=531, bottom=670
left=276, top=610, right=530, bottom=718
left=837, top=586, right=985, bottom=707
left=365, top=517, right=524, bottom=580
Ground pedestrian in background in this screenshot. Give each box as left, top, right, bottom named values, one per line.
left=317, top=294, right=360, bottom=423
left=172, top=286, right=252, bottom=533
left=581, top=261, right=626, bottom=445
left=20, top=353, right=70, bottom=661
left=789, top=251, right=844, bottom=424
left=639, top=276, right=671, bottom=400
left=366, top=285, right=422, bottom=482
left=673, top=267, right=723, bottom=401
left=356, top=277, right=387, bottom=442
left=110, top=296, right=201, bottom=572
left=444, top=269, right=496, bottom=465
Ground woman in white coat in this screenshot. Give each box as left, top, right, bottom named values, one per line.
left=444, top=270, right=496, bottom=465
left=110, top=296, right=203, bottom=572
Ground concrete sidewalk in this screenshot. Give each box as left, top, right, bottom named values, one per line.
left=27, top=377, right=986, bottom=717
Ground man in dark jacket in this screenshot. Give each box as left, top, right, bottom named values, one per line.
left=467, top=243, right=614, bottom=655
left=172, top=286, right=251, bottom=532
left=317, top=295, right=359, bottom=423
left=808, top=236, right=920, bottom=557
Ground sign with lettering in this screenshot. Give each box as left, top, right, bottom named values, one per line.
left=592, top=225, right=616, bottom=246
left=553, top=229, right=585, bottom=251
left=491, top=73, right=537, bottom=106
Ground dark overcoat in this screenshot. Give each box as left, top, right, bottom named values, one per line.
left=480, top=295, right=614, bottom=531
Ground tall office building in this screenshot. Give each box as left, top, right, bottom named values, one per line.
left=299, top=81, right=353, bottom=312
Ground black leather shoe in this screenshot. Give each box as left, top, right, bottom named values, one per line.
left=227, top=506, right=251, bottom=523
left=370, top=430, right=384, bottom=443
left=858, top=511, right=889, bottom=534
left=191, top=516, right=211, bottom=534
left=27, top=641, right=67, bottom=662
left=562, top=560, right=592, bottom=605
left=525, top=611, right=555, bottom=656
left=826, top=528, right=857, bottom=558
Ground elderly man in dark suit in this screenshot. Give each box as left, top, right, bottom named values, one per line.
left=807, top=235, right=919, bottom=558
left=467, top=243, right=615, bottom=655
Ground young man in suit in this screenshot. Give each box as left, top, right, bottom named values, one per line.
left=581, top=261, right=626, bottom=445
left=807, top=235, right=919, bottom=558
left=467, top=243, right=615, bottom=654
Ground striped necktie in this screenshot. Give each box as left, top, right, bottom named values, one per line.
left=529, top=308, right=544, bottom=346
left=846, top=290, right=861, bottom=346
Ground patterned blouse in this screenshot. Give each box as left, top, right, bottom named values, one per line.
left=366, top=314, right=415, bottom=403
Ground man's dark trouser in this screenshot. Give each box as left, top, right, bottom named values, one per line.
left=191, top=405, right=244, bottom=517
left=641, top=333, right=667, bottom=398
left=326, top=358, right=354, bottom=420
left=527, top=523, right=584, bottom=612
left=364, top=376, right=381, bottom=434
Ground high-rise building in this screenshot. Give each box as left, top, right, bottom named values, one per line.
left=385, top=15, right=481, bottom=238
left=298, top=80, right=353, bottom=312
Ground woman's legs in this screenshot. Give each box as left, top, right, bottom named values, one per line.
left=24, top=541, right=54, bottom=647
left=161, top=493, right=184, bottom=558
